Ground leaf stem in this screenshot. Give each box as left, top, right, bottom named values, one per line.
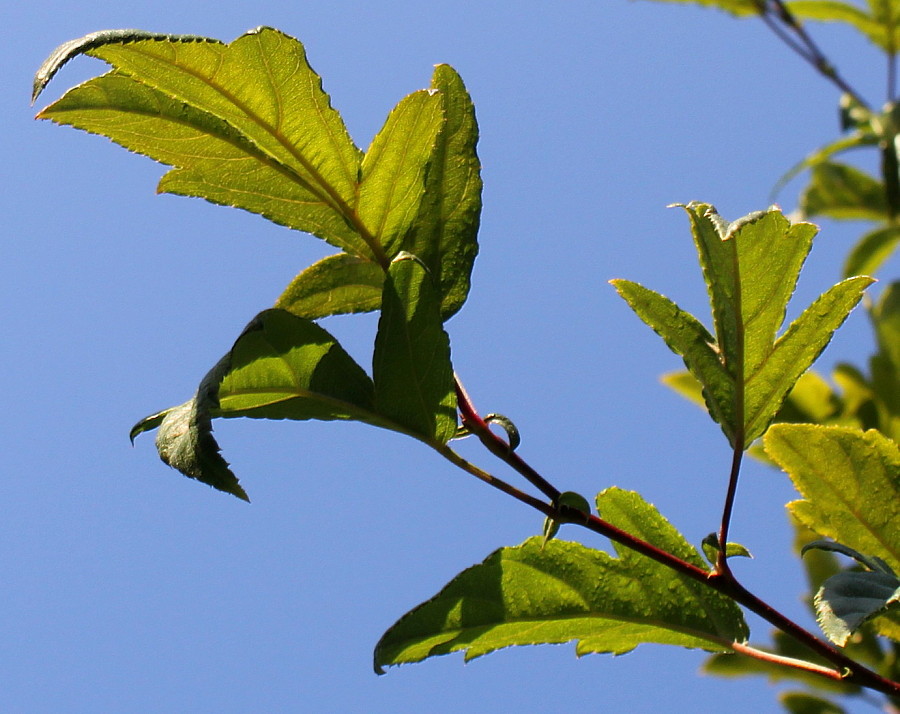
left=716, top=441, right=744, bottom=574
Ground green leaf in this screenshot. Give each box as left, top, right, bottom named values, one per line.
left=404, top=65, right=482, bottom=320
left=610, top=279, right=737, bottom=441
left=373, top=254, right=456, bottom=442
left=744, top=275, right=873, bottom=442
left=786, top=1, right=890, bottom=47
left=844, top=225, right=900, bottom=278
left=275, top=253, right=384, bottom=319
left=765, top=425, right=900, bottom=571
left=617, top=204, right=871, bottom=448
left=873, top=281, right=900, bottom=370
left=374, top=488, right=748, bottom=672
left=773, top=132, right=877, bottom=201
left=37, top=28, right=370, bottom=257
left=779, top=691, right=846, bottom=714
left=701, top=534, right=753, bottom=566
left=357, top=90, right=444, bottom=258
left=799, top=162, right=888, bottom=221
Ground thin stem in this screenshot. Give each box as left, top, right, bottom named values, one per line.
left=454, top=375, right=561, bottom=502
left=758, top=0, right=870, bottom=108
left=730, top=642, right=844, bottom=680
left=716, top=442, right=744, bottom=574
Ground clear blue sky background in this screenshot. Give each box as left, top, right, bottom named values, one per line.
left=4, top=2, right=892, bottom=713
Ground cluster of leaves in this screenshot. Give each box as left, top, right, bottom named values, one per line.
left=33, top=16, right=900, bottom=713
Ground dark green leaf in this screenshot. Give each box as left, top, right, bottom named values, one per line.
left=701, top=534, right=753, bottom=565
left=800, top=162, right=888, bottom=221
left=542, top=491, right=591, bottom=547
left=373, top=255, right=456, bottom=442
left=374, top=488, right=748, bottom=672
left=275, top=253, right=384, bottom=319
left=404, top=65, right=482, bottom=320
left=813, top=569, right=900, bottom=646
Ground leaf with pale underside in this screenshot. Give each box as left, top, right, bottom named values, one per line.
left=36, top=27, right=370, bottom=257
left=373, top=488, right=747, bottom=672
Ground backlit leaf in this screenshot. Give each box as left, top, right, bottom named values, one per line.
left=357, top=90, right=444, bottom=258
left=374, top=488, right=748, bottom=671
left=765, top=424, right=900, bottom=571
left=37, top=28, right=371, bottom=256
left=404, top=65, right=482, bottom=320
left=275, top=253, right=384, bottom=319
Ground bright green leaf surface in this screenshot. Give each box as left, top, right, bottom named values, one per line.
left=373, top=256, right=456, bottom=442
left=765, top=425, right=900, bottom=571
left=37, top=28, right=370, bottom=256
left=611, top=278, right=736, bottom=440
left=357, top=90, right=444, bottom=258
left=787, top=1, right=889, bottom=46
left=215, top=309, right=379, bottom=424
left=275, top=253, right=384, bottom=319
left=800, top=162, right=888, bottom=221
left=404, top=65, right=482, bottom=320
left=619, top=204, right=871, bottom=448
left=844, top=225, right=900, bottom=278
left=744, top=275, right=872, bottom=443
left=374, top=488, right=747, bottom=671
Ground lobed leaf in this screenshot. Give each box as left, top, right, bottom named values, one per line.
left=743, top=275, right=873, bottom=443
left=765, top=424, right=900, bottom=571
left=374, top=488, right=747, bottom=671
left=373, top=255, right=456, bottom=442
left=37, top=28, right=370, bottom=257
left=610, top=279, right=736, bottom=441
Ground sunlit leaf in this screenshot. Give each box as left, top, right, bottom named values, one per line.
left=275, top=253, right=384, bottom=319
left=404, top=65, right=482, bottom=320
left=610, top=279, right=736, bottom=440
left=635, top=0, right=762, bottom=16
left=373, top=255, right=456, bottom=442
left=765, top=425, right=900, bottom=571
left=617, top=204, right=871, bottom=448
left=786, top=1, right=892, bottom=48
left=374, top=488, right=748, bottom=672
left=357, top=90, right=444, bottom=258
left=37, top=28, right=371, bottom=257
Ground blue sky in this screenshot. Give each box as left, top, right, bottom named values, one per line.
left=4, top=1, right=892, bottom=712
